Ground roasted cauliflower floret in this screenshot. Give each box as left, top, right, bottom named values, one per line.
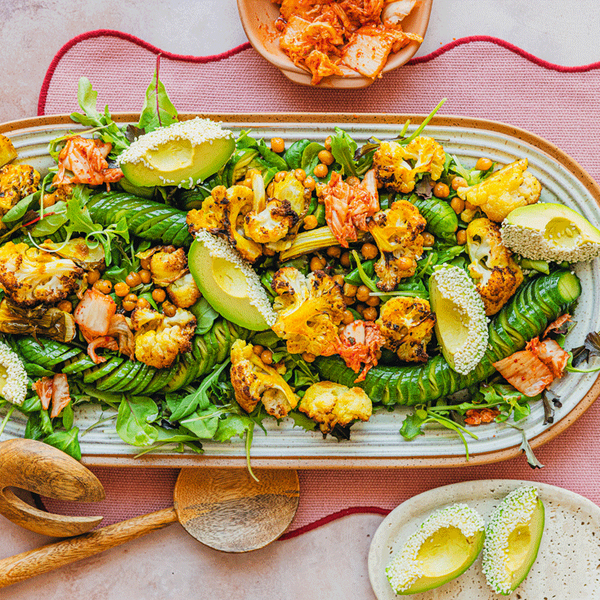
left=466, top=218, right=524, bottom=316
left=149, top=247, right=188, bottom=286
left=457, top=158, right=541, bottom=222
left=0, top=134, right=17, bottom=168
left=230, top=339, right=298, bottom=418
left=0, top=164, right=40, bottom=227
left=167, top=273, right=201, bottom=308
left=0, top=241, right=83, bottom=307
left=131, top=306, right=196, bottom=369
left=187, top=184, right=263, bottom=262
left=299, top=381, right=372, bottom=434
left=271, top=267, right=345, bottom=357
left=373, top=137, right=445, bottom=194
left=377, top=296, right=436, bottom=362
left=368, top=200, right=426, bottom=291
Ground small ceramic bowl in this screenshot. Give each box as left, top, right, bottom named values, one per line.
left=237, top=0, right=433, bottom=89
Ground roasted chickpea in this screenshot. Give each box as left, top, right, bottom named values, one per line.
left=270, top=137, right=285, bottom=153
left=464, top=201, right=477, bottom=211
left=260, top=349, right=273, bottom=365
left=140, top=258, right=151, bottom=271
left=433, top=182, right=450, bottom=198
left=327, top=246, right=341, bottom=258
left=87, top=269, right=101, bottom=285
left=346, top=176, right=361, bottom=187
left=324, top=136, right=332, bottom=151
left=253, top=345, right=264, bottom=356
left=356, top=285, right=371, bottom=303
left=139, top=269, right=152, bottom=284
left=361, top=243, right=378, bottom=260
left=313, top=163, right=328, bottom=179
left=366, top=295, right=380, bottom=307
left=422, top=232, right=435, bottom=247
left=451, top=176, right=468, bottom=190
left=152, top=288, right=167, bottom=303
left=114, top=282, right=130, bottom=297
left=450, top=197, right=465, bottom=214
left=302, top=352, right=316, bottom=363
left=310, top=255, right=326, bottom=271
left=363, top=306, right=378, bottom=321
left=355, top=303, right=366, bottom=316
left=274, top=171, right=287, bottom=182
left=476, top=157, right=493, bottom=171
left=343, top=283, right=357, bottom=297
left=304, top=176, right=316, bottom=191
left=242, top=177, right=253, bottom=188
left=162, top=301, right=176, bottom=317
left=332, top=274, right=345, bottom=287
left=125, top=271, right=142, bottom=287
left=294, top=168, right=306, bottom=182
left=457, top=230, right=467, bottom=245
left=317, top=149, right=334, bottom=166
left=122, top=300, right=137, bottom=312
left=57, top=300, right=72, bottom=313
left=136, top=297, right=151, bottom=310
left=42, top=193, right=56, bottom=208
left=340, top=251, right=351, bottom=267
left=93, top=279, right=112, bottom=294
left=342, top=309, right=355, bottom=325
left=343, top=295, right=355, bottom=305
left=397, top=257, right=414, bottom=271
left=303, top=215, right=318, bottom=230
left=124, top=293, right=138, bottom=304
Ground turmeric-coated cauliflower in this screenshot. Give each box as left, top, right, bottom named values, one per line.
left=466, top=218, right=524, bottom=316
left=167, top=273, right=201, bottom=308
left=271, top=266, right=345, bottom=357
left=373, top=137, right=445, bottom=194
left=456, top=158, right=541, bottom=222
left=41, top=237, right=105, bottom=271
left=187, top=184, right=263, bottom=262
left=230, top=339, right=298, bottom=418
left=368, top=200, right=426, bottom=291
left=299, top=381, right=372, bottom=434
left=137, top=246, right=188, bottom=287
left=131, top=306, right=196, bottom=369
left=0, top=242, right=83, bottom=307
left=0, top=164, right=40, bottom=227
left=377, top=296, right=436, bottom=362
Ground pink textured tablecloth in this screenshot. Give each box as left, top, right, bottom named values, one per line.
left=40, top=30, right=600, bottom=534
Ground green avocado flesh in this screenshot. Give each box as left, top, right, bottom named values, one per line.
left=431, top=294, right=468, bottom=372
left=121, top=135, right=235, bottom=189
left=188, top=239, right=270, bottom=331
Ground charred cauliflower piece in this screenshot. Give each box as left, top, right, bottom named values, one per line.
left=137, top=246, right=188, bottom=286
left=271, top=266, right=345, bottom=357
left=457, top=159, right=541, bottom=222
left=0, top=164, right=40, bottom=226
left=0, top=241, right=83, bottom=307
left=167, top=273, right=201, bottom=308
left=0, top=134, right=17, bottom=168
left=187, top=184, right=263, bottom=263
left=299, top=381, right=372, bottom=434
left=230, top=339, right=298, bottom=418
left=131, top=306, right=196, bottom=369
left=377, top=296, right=436, bottom=362
left=368, top=200, right=426, bottom=291
left=373, top=137, right=445, bottom=194
left=466, top=218, right=524, bottom=316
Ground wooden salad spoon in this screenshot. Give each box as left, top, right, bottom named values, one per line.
left=0, top=440, right=300, bottom=589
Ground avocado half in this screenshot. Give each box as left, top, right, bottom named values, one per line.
left=501, top=202, right=600, bottom=263
left=386, top=504, right=485, bottom=595
left=482, top=486, right=545, bottom=595
left=119, top=118, right=235, bottom=189
left=188, top=232, right=276, bottom=332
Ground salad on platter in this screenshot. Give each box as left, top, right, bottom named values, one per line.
left=0, top=74, right=599, bottom=467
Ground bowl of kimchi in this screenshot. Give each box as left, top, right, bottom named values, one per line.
left=237, top=0, right=433, bottom=88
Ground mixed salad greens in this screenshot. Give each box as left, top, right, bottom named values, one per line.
left=0, top=70, right=598, bottom=470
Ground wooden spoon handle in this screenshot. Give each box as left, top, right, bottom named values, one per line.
left=0, top=506, right=178, bottom=589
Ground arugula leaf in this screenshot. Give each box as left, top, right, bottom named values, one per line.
left=287, top=410, right=317, bottom=431
left=180, top=406, right=222, bottom=439
left=44, top=427, right=82, bottom=460
left=2, top=191, right=41, bottom=224
left=29, top=201, right=68, bottom=237
left=138, top=70, right=178, bottom=133
left=213, top=413, right=255, bottom=442
left=190, top=297, right=219, bottom=335
left=330, top=127, right=358, bottom=177
left=284, top=139, right=311, bottom=169
left=116, top=396, right=159, bottom=447
left=301, top=142, right=326, bottom=174
left=257, top=139, right=288, bottom=171
left=399, top=410, right=427, bottom=440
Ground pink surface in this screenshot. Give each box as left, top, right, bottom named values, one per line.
left=40, top=31, right=600, bottom=533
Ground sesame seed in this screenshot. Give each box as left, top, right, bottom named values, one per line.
left=0, top=341, right=28, bottom=406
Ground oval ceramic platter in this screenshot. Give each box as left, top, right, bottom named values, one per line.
left=368, top=479, right=600, bottom=599
left=1, top=113, right=599, bottom=467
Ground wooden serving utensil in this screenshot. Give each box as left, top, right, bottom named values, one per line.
left=0, top=459, right=299, bottom=589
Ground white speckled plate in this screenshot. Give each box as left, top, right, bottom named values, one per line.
left=1, top=113, right=600, bottom=467
left=369, top=479, right=600, bottom=599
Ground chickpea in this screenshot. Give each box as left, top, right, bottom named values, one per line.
left=124, top=293, right=138, bottom=304
left=356, top=285, right=371, bottom=303
left=93, top=279, right=112, bottom=294
left=310, top=255, right=326, bottom=271
left=57, top=300, right=72, bottom=313
left=476, top=157, right=493, bottom=171
left=253, top=345, right=264, bottom=355
left=397, top=257, right=414, bottom=271
left=451, top=176, right=468, bottom=190
left=433, top=182, right=450, bottom=199
left=457, top=230, right=467, bottom=245
left=294, top=168, right=306, bottom=182
left=114, top=282, right=130, bottom=297
left=137, top=297, right=151, bottom=310
left=125, top=271, right=142, bottom=287
left=317, top=149, right=334, bottom=166
left=332, top=274, right=345, bottom=287
left=355, top=303, right=366, bottom=316
left=162, top=301, right=176, bottom=317
left=304, top=176, right=316, bottom=191
left=340, top=252, right=351, bottom=267
left=313, top=163, right=328, bottom=179
left=324, top=136, right=332, bottom=151
left=152, top=288, right=167, bottom=303
left=42, top=193, right=56, bottom=208
left=274, top=171, right=287, bottom=182
left=366, top=295, right=380, bottom=307
left=327, top=246, right=341, bottom=258
left=242, top=177, right=253, bottom=188
left=260, top=349, right=273, bottom=365
left=346, top=176, right=361, bottom=187
left=361, top=243, right=378, bottom=260
left=343, top=295, right=355, bottom=305
left=464, top=201, right=477, bottom=211
left=422, top=232, right=435, bottom=247
left=363, top=306, right=378, bottom=321
left=450, top=197, right=465, bottom=214
left=302, top=352, right=316, bottom=363
left=342, top=309, right=355, bottom=325
left=303, top=215, right=318, bottom=230
left=122, top=300, right=137, bottom=312
left=139, top=269, right=152, bottom=284
left=87, top=269, right=101, bottom=285
left=270, top=137, right=285, bottom=153
left=343, top=283, right=357, bottom=297
left=140, top=258, right=151, bottom=271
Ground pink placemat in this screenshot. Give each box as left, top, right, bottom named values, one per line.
left=40, top=30, right=600, bottom=534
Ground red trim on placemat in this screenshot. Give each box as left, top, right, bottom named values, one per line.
left=279, top=506, right=390, bottom=541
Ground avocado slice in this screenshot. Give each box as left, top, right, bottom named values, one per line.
left=429, top=266, right=488, bottom=375
left=188, top=232, right=276, bottom=331
left=482, top=486, right=544, bottom=595
left=118, top=118, right=235, bottom=189
left=501, top=202, right=600, bottom=263
left=387, top=504, right=485, bottom=595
